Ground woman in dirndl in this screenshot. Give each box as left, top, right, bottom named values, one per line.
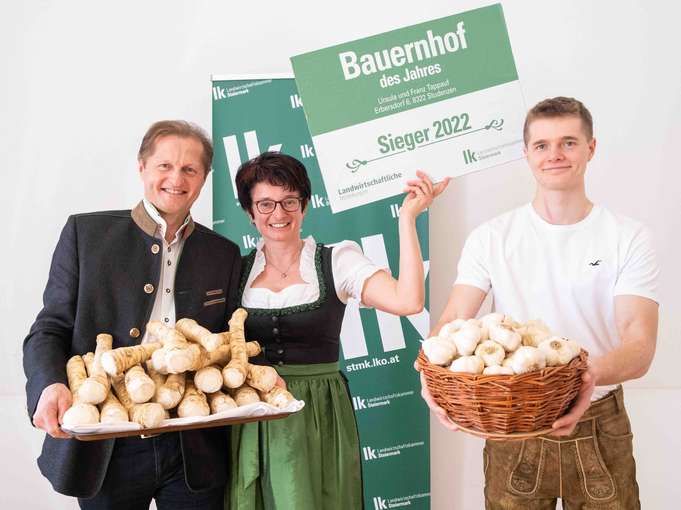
left=228, top=151, right=447, bottom=509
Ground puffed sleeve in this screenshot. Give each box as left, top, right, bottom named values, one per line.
left=331, top=241, right=388, bottom=305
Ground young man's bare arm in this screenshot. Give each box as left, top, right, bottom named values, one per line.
left=429, top=284, right=487, bottom=337
left=590, top=295, right=658, bottom=386
left=418, top=284, right=487, bottom=430
left=552, top=295, right=657, bottom=436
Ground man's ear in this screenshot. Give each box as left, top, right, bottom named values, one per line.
left=588, top=137, right=597, bottom=160
left=138, top=159, right=145, bottom=177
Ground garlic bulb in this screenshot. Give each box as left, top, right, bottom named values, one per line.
left=438, top=318, right=467, bottom=339
left=483, top=365, right=514, bottom=375
left=539, top=337, right=580, bottom=366
left=527, top=318, right=549, bottom=328
left=466, top=318, right=488, bottom=340
left=422, top=337, right=457, bottom=366
left=474, top=340, right=505, bottom=367
left=501, top=316, right=521, bottom=329
left=489, top=324, right=521, bottom=352
left=566, top=339, right=582, bottom=358
left=480, top=312, right=504, bottom=329
left=521, top=330, right=551, bottom=347
left=517, top=319, right=552, bottom=347
left=509, top=346, right=547, bottom=374
left=451, top=325, right=482, bottom=356
left=449, top=355, right=484, bottom=374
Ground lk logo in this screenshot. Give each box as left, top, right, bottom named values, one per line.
left=373, top=497, right=388, bottom=509
left=463, top=148, right=478, bottom=164
left=289, top=94, right=303, bottom=109
left=241, top=234, right=258, bottom=250
left=352, top=396, right=367, bottom=410
left=223, top=132, right=282, bottom=199
left=363, top=446, right=377, bottom=461
left=300, top=143, right=315, bottom=159
left=309, top=193, right=328, bottom=209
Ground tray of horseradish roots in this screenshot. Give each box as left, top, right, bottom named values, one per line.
left=60, top=309, right=304, bottom=441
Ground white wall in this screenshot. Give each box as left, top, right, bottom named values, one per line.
left=2, top=1, right=679, bottom=508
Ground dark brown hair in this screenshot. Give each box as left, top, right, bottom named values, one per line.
left=138, top=120, right=213, bottom=174
left=523, top=97, right=593, bottom=145
left=235, top=151, right=312, bottom=215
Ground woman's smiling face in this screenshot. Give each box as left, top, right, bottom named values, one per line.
left=249, top=181, right=306, bottom=243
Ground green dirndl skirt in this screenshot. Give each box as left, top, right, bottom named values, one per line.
left=227, top=362, right=362, bottom=510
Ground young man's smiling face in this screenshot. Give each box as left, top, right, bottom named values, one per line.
left=524, top=115, right=596, bottom=193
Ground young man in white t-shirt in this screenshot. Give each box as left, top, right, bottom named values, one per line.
left=419, top=97, right=659, bottom=509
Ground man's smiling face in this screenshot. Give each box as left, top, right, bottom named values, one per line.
left=138, top=135, right=207, bottom=223
left=524, top=115, right=596, bottom=192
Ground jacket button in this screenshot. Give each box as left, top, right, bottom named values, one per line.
left=129, top=328, right=141, bottom=338
left=144, top=283, right=154, bottom=294
left=271, top=316, right=278, bottom=323
left=276, top=348, right=284, bottom=355
left=151, top=244, right=160, bottom=254
left=277, top=361, right=283, bottom=366
left=272, top=328, right=279, bottom=335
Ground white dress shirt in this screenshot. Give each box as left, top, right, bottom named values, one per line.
left=141, top=199, right=191, bottom=343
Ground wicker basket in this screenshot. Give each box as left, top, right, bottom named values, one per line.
left=417, top=349, right=589, bottom=436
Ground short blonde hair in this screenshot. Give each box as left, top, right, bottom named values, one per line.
left=138, top=120, right=213, bottom=174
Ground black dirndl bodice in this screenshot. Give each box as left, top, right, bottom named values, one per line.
left=237, top=244, right=347, bottom=366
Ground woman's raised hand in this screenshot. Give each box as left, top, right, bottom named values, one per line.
left=400, top=170, right=450, bottom=219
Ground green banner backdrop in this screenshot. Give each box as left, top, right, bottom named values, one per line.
left=211, top=76, right=430, bottom=509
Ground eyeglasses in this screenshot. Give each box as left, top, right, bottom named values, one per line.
left=254, top=197, right=303, bottom=214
